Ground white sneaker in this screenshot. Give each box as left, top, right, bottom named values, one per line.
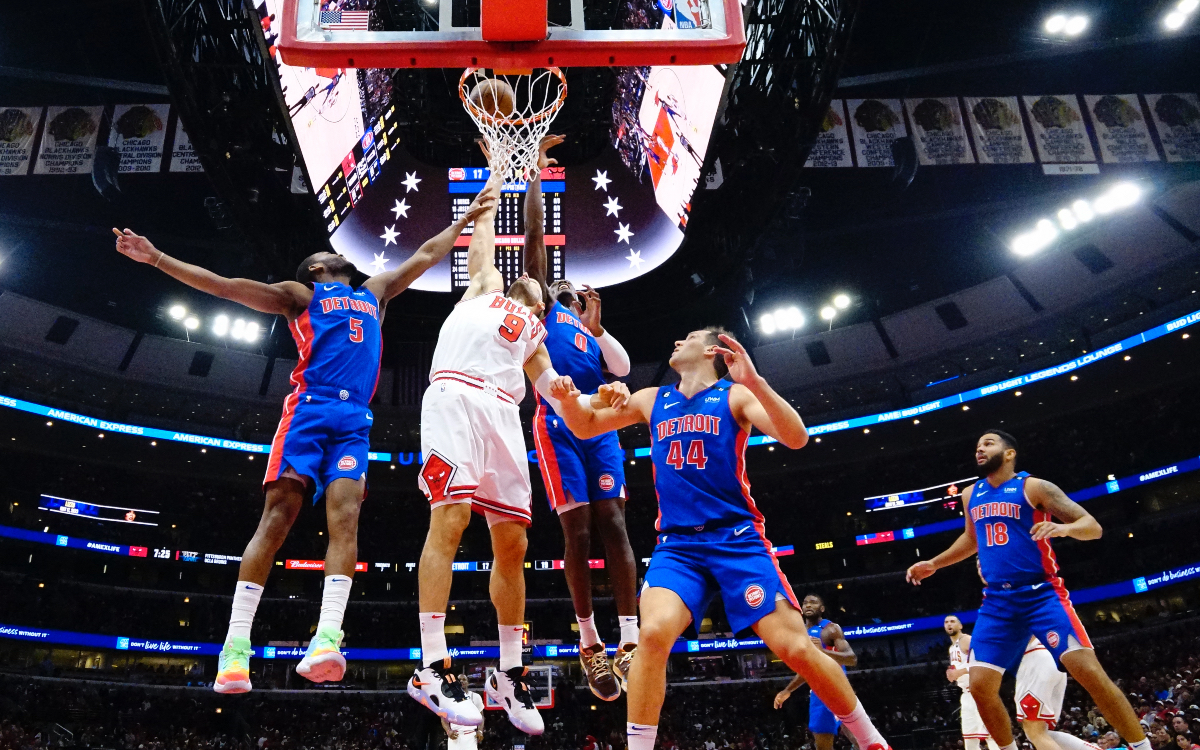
left=487, top=666, right=544, bottom=735
left=407, top=657, right=483, bottom=726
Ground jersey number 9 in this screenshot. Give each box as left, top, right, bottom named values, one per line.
left=499, top=313, right=526, bottom=343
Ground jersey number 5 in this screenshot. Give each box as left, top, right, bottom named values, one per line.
left=499, top=313, right=526, bottom=343
left=984, top=522, right=1009, bottom=546
left=349, top=318, right=363, bottom=343
left=665, top=439, right=708, bottom=470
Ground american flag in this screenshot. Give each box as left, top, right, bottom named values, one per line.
left=319, top=10, right=371, bottom=30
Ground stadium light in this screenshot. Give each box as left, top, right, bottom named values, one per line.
left=820, top=306, right=836, bottom=321
left=759, top=314, right=777, bottom=335
left=1057, top=208, right=1079, bottom=231
left=1044, top=13, right=1088, bottom=36
left=212, top=315, right=230, bottom=337
left=1011, top=183, right=1143, bottom=255
left=1071, top=200, right=1095, bottom=223
left=760, top=307, right=804, bottom=336
left=244, top=321, right=261, bottom=343
left=169, top=305, right=187, bottom=321
left=1181, top=0, right=1199, bottom=13
left=1044, top=14, right=1068, bottom=33
left=231, top=318, right=247, bottom=340
left=184, top=317, right=199, bottom=330
left=1063, top=15, right=1088, bottom=35
left=833, top=293, right=851, bottom=310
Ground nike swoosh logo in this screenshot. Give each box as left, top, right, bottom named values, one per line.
left=324, top=284, right=336, bottom=290
left=733, top=525, right=752, bottom=536
left=664, top=402, right=681, bottom=409
left=243, top=585, right=258, bottom=590
left=1032, top=583, right=1045, bottom=590
left=431, top=614, right=446, bottom=619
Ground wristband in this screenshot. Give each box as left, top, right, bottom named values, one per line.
left=154, top=251, right=164, bottom=268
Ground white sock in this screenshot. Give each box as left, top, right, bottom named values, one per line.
left=577, top=613, right=602, bottom=648
left=317, top=575, right=352, bottom=633
left=1129, top=740, right=1152, bottom=750
left=628, top=722, right=658, bottom=750
left=987, top=739, right=1001, bottom=750
left=226, top=581, right=264, bottom=642
left=965, top=739, right=981, bottom=750
left=419, top=612, right=448, bottom=667
left=619, top=615, right=639, bottom=646
left=1049, top=732, right=1099, bottom=750
left=835, top=700, right=887, bottom=749
left=499, top=624, right=525, bottom=671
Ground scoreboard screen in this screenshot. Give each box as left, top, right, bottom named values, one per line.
left=863, top=477, right=976, bottom=512
left=39, top=494, right=159, bottom=526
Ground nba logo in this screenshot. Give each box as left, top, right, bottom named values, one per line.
left=598, top=474, right=615, bottom=492
left=1045, top=631, right=1060, bottom=649
left=338, top=455, right=358, bottom=471
left=744, top=584, right=766, bottom=609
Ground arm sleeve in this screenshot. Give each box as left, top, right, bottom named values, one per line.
left=595, top=331, right=631, bottom=377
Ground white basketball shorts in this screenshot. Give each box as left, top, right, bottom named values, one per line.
left=961, top=690, right=990, bottom=740
left=419, top=377, right=533, bottom=527
left=1015, top=644, right=1067, bottom=728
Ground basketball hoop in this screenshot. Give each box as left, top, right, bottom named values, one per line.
left=459, top=68, right=568, bottom=184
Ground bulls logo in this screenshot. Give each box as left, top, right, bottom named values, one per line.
left=338, top=455, right=358, bottom=471
left=1045, top=630, right=1060, bottom=649
left=598, top=474, right=615, bottom=492
left=745, top=584, right=766, bottom=609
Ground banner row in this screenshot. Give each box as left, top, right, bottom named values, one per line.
left=806, top=93, right=1200, bottom=168
left=0, top=105, right=204, bottom=176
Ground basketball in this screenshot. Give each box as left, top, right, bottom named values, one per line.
left=469, top=77, right=516, bottom=118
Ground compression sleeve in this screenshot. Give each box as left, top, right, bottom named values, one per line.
left=595, top=331, right=631, bottom=377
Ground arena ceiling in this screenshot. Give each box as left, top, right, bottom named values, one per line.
left=0, top=0, right=1197, bottom=367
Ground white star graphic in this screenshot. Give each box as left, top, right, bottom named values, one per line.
left=614, top=222, right=633, bottom=244
left=371, top=251, right=391, bottom=272
left=402, top=171, right=422, bottom=192
left=380, top=224, right=399, bottom=246
left=603, top=196, right=623, bottom=217
left=592, top=170, right=612, bottom=191
left=390, top=198, right=410, bottom=219
left=626, top=249, right=644, bottom=269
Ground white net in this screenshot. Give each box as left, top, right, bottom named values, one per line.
left=459, top=68, right=568, bottom=184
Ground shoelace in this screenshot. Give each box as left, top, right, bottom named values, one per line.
left=585, top=649, right=610, bottom=674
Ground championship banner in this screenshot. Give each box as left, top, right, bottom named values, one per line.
left=34, top=106, right=103, bottom=175
left=847, top=98, right=908, bottom=167
left=0, top=107, right=42, bottom=176
left=1145, top=93, right=1200, bottom=163
left=804, top=101, right=853, bottom=168
left=168, top=119, right=204, bottom=173
left=964, top=97, right=1034, bottom=164
left=1084, top=95, right=1160, bottom=164
left=904, top=97, right=975, bottom=165
left=1023, top=95, right=1097, bottom=163
left=108, top=104, right=171, bottom=173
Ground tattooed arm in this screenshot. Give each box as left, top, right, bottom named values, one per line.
left=1027, top=477, right=1103, bottom=541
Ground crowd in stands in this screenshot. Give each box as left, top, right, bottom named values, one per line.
left=1, top=618, right=1197, bottom=750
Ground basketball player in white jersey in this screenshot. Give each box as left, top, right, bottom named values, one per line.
left=407, top=172, right=609, bottom=735
left=443, top=674, right=486, bottom=750
left=945, top=615, right=1001, bottom=750
left=1016, top=637, right=1103, bottom=750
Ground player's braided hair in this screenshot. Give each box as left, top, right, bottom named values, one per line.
left=702, top=326, right=733, bottom=380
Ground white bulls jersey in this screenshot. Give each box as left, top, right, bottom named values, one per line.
left=950, top=637, right=971, bottom=690
left=429, top=291, right=547, bottom=403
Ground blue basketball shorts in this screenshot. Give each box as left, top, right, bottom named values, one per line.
left=264, top=387, right=373, bottom=503
left=809, top=690, right=842, bottom=735
left=532, top=403, right=626, bottom=514
left=642, top=524, right=799, bottom=635
left=969, top=579, right=1093, bottom=675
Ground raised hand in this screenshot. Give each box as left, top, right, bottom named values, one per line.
left=596, top=381, right=631, bottom=411
left=578, top=284, right=603, bottom=336
left=537, top=134, right=565, bottom=171
left=711, top=333, right=760, bottom=384
left=906, top=561, right=937, bottom=586
left=549, top=375, right=580, bottom=404
left=462, top=188, right=498, bottom=225
left=112, top=228, right=163, bottom=266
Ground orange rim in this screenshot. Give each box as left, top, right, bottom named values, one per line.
left=458, top=67, right=568, bottom=128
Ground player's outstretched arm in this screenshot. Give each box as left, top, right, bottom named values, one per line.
left=820, top=622, right=857, bottom=667
left=550, top=377, right=654, bottom=440
left=716, top=335, right=807, bottom=449
left=578, top=285, right=631, bottom=377
left=907, top=487, right=979, bottom=585
left=113, top=229, right=308, bottom=319
left=774, top=673, right=807, bottom=709
left=364, top=188, right=497, bottom=305
left=462, top=173, right=504, bottom=301
left=522, top=135, right=563, bottom=307
left=1027, top=478, right=1102, bottom=541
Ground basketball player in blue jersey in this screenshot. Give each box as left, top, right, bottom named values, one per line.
left=775, top=594, right=860, bottom=750
left=517, top=135, right=639, bottom=701
left=907, top=430, right=1151, bottom=750
left=549, top=328, right=892, bottom=750
left=111, top=188, right=495, bottom=694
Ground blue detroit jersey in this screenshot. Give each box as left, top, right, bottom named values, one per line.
left=288, top=282, right=382, bottom=403
left=808, top=618, right=846, bottom=671
left=649, top=381, right=761, bottom=532
left=539, top=301, right=606, bottom=413
left=969, top=471, right=1059, bottom=588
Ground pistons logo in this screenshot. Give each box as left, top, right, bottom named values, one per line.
left=745, top=584, right=766, bottom=609
left=338, top=455, right=358, bottom=471
left=598, top=474, right=615, bottom=492
left=1045, top=630, right=1060, bottom=649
